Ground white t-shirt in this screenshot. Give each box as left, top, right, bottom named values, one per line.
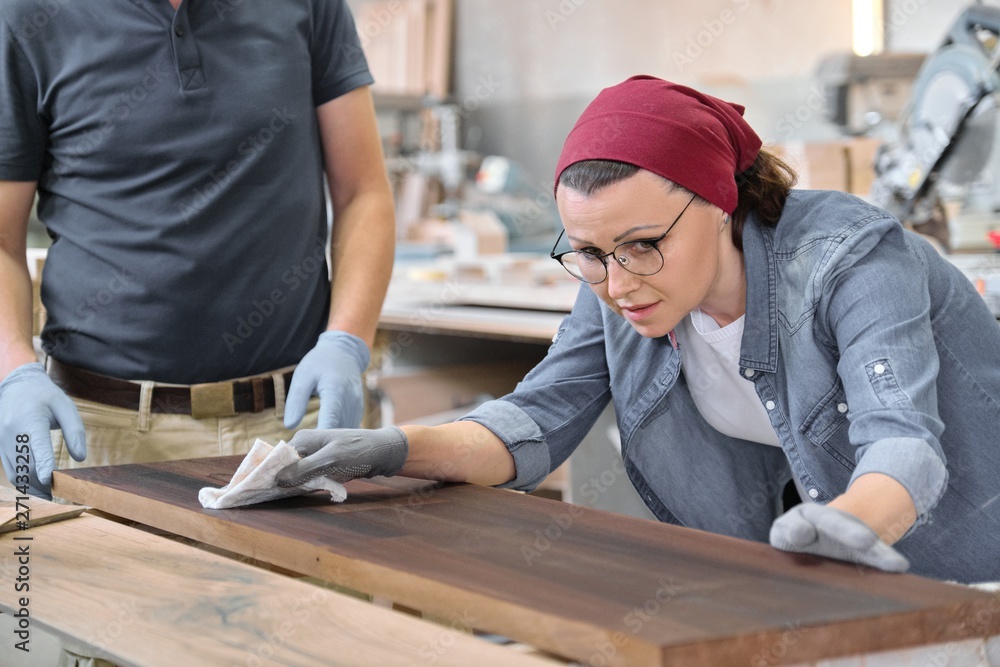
left=675, top=309, right=781, bottom=447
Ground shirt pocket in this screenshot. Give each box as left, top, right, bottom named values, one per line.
left=798, top=380, right=855, bottom=471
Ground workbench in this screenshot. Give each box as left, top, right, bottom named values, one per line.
left=0, top=486, right=557, bottom=666
left=48, top=458, right=1000, bottom=667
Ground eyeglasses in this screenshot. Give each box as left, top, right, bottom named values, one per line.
left=549, top=193, right=697, bottom=284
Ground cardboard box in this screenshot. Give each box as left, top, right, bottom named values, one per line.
left=846, top=136, right=882, bottom=196
left=777, top=138, right=883, bottom=195
left=31, top=280, right=43, bottom=336
left=779, top=141, right=850, bottom=191
left=373, top=360, right=537, bottom=425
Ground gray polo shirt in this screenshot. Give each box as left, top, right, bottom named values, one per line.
left=0, top=0, right=374, bottom=383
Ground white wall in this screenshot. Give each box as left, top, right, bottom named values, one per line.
left=451, top=0, right=856, bottom=190
left=454, top=0, right=853, bottom=101
left=884, top=0, right=972, bottom=52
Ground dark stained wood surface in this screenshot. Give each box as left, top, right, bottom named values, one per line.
left=54, top=458, right=1000, bottom=667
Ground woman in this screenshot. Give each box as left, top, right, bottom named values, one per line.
left=278, top=76, right=1000, bottom=583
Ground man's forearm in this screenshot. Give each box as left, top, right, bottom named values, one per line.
left=316, top=86, right=396, bottom=351
left=326, top=188, right=395, bottom=348
left=399, top=421, right=517, bottom=487
left=0, top=181, right=41, bottom=380
left=0, top=252, right=36, bottom=380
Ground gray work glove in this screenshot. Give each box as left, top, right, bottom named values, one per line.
left=0, top=362, right=87, bottom=499
left=770, top=503, right=910, bottom=572
left=284, top=331, right=370, bottom=431
left=275, top=426, right=408, bottom=487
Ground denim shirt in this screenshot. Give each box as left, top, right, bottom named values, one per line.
left=463, top=190, right=1000, bottom=583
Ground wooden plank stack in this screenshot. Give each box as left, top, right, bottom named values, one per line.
left=351, top=0, right=453, bottom=98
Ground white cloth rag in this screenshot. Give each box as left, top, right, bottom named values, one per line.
left=198, top=439, right=347, bottom=509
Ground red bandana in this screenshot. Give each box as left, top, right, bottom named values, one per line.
left=554, top=75, right=762, bottom=213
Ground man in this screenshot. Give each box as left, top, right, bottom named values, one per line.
left=0, top=0, right=394, bottom=506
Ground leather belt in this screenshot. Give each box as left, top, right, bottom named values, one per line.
left=48, top=358, right=293, bottom=419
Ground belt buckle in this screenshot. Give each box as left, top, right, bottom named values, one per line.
left=190, top=382, right=237, bottom=419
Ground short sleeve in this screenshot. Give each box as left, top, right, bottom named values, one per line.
left=310, top=0, right=374, bottom=106
left=0, top=20, right=46, bottom=180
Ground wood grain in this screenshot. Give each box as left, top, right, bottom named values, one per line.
left=0, top=486, right=87, bottom=534
left=0, top=512, right=558, bottom=667
left=54, top=459, right=1000, bottom=667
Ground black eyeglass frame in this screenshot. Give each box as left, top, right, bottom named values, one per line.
left=549, top=193, right=698, bottom=284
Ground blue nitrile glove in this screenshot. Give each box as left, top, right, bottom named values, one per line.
left=284, top=331, right=370, bottom=430
left=274, top=426, right=408, bottom=487
left=0, top=362, right=87, bottom=499
left=770, top=503, right=910, bottom=572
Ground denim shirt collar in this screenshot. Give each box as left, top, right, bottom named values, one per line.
left=740, top=214, right=779, bottom=374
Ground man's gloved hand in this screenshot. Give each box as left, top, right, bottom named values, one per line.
left=770, top=503, right=910, bottom=572
left=275, top=426, right=408, bottom=487
left=284, top=331, right=370, bottom=430
left=0, top=362, right=86, bottom=499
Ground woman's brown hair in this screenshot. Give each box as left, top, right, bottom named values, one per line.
left=557, top=149, right=798, bottom=251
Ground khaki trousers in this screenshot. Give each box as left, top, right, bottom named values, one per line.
left=1, top=373, right=319, bottom=667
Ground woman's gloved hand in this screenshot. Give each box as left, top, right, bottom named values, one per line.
left=284, top=331, right=370, bottom=430
left=0, top=362, right=87, bottom=499
left=769, top=503, right=910, bottom=572
left=275, top=426, right=408, bottom=487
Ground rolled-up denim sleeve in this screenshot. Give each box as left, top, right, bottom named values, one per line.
left=460, top=285, right=613, bottom=492
left=849, top=436, right=947, bottom=522
left=822, top=219, right=948, bottom=526
left=461, top=399, right=549, bottom=491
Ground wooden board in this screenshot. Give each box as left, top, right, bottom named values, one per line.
left=379, top=279, right=576, bottom=344
left=378, top=303, right=567, bottom=344
left=0, top=486, right=87, bottom=533
left=0, top=512, right=557, bottom=667
left=55, top=460, right=1000, bottom=667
